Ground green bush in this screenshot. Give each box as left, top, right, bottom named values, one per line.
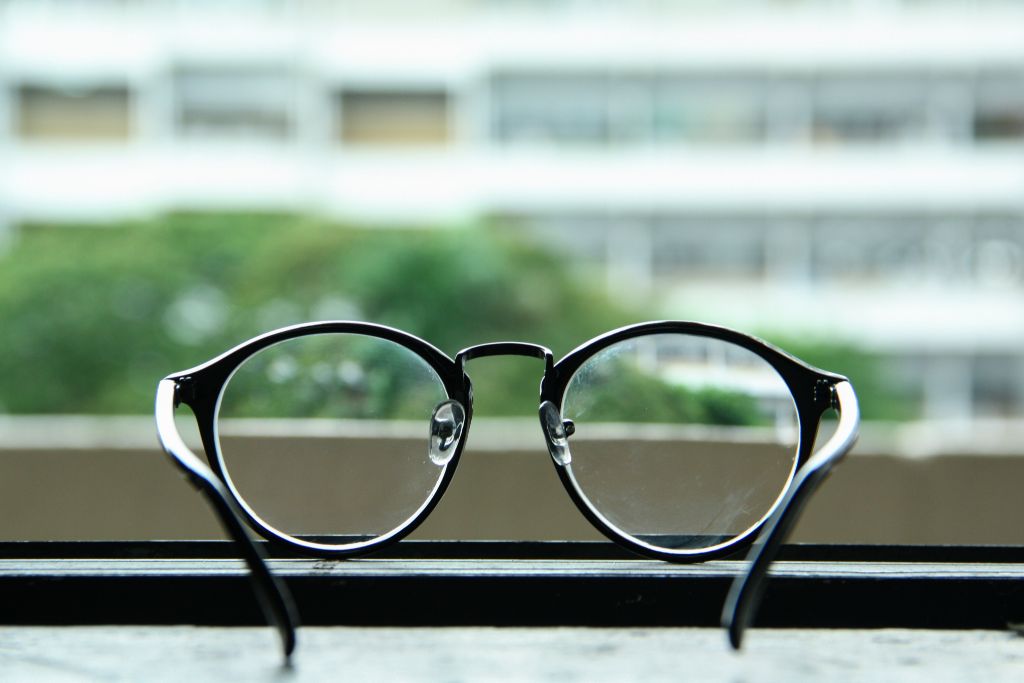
left=762, top=337, right=918, bottom=422
left=0, top=215, right=633, bottom=414
left=564, top=360, right=769, bottom=426
left=0, top=214, right=916, bottom=421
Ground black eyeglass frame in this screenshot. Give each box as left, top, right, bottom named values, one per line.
left=156, top=319, right=859, bottom=657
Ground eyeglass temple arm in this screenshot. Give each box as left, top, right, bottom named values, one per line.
left=155, top=379, right=298, bottom=661
left=721, top=379, right=859, bottom=650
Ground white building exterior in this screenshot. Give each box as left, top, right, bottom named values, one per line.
left=1, top=0, right=1023, bottom=418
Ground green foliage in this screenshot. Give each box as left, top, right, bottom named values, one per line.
left=220, top=332, right=448, bottom=420
left=563, top=358, right=769, bottom=426
left=762, top=336, right=918, bottom=422
left=0, top=215, right=632, bottom=415
left=0, top=214, right=918, bottom=420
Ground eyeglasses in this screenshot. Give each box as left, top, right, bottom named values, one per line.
left=154, top=320, right=859, bottom=659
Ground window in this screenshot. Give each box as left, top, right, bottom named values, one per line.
left=16, top=85, right=132, bottom=141
left=973, top=354, right=1024, bottom=418
left=651, top=217, right=766, bottom=277
left=175, top=67, right=294, bottom=140
left=499, top=213, right=768, bottom=279
left=812, top=76, right=927, bottom=144
left=812, top=217, right=930, bottom=281
left=337, top=90, right=451, bottom=145
left=492, top=72, right=766, bottom=146
left=653, top=77, right=765, bottom=144
left=492, top=73, right=613, bottom=145
left=974, top=72, right=1024, bottom=142
left=971, top=216, right=1024, bottom=286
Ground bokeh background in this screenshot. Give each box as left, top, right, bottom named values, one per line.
left=1, top=0, right=1022, bottom=544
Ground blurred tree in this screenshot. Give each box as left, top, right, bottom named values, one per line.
left=0, top=216, right=631, bottom=415
left=765, top=337, right=917, bottom=422
left=563, top=357, right=768, bottom=426
left=0, top=215, right=914, bottom=420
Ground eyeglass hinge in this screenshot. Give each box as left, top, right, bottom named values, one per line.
left=173, top=377, right=196, bottom=408
left=813, top=379, right=835, bottom=411
left=829, top=384, right=842, bottom=411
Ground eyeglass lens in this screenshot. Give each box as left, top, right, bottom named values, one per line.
left=560, top=333, right=800, bottom=553
left=216, top=333, right=452, bottom=545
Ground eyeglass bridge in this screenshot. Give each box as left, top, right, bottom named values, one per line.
left=454, top=342, right=574, bottom=466
left=455, top=342, right=554, bottom=373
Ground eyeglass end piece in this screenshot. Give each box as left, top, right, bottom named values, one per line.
left=725, top=616, right=745, bottom=651
left=282, top=627, right=297, bottom=661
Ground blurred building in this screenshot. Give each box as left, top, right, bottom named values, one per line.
left=1, top=0, right=1023, bottom=419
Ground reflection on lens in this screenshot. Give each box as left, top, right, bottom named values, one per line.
left=216, top=332, right=451, bottom=546
left=561, top=333, right=799, bottom=553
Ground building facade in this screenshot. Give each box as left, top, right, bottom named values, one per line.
left=1, top=0, right=1023, bottom=419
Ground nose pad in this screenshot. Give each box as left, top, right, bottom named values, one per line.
left=539, top=400, right=573, bottom=466
left=428, top=399, right=466, bottom=466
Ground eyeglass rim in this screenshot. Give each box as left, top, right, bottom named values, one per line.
left=539, top=320, right=844, bottom=561
left=163, top=319, right=846, bottom=561
left=169, top=321, right=472, bottom=555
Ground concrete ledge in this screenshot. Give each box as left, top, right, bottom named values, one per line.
left=1, top=627, right=1023, bottom=683
left=0, top=416, right=1022, bottom=545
